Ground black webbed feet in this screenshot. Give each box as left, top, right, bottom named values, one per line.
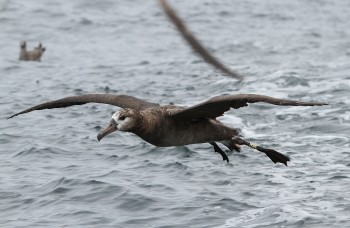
left=255, top=146, right=290, bottom=166
left=232, top=137, right=290, bottom=166
left=210, top=142, right=229, bottom=163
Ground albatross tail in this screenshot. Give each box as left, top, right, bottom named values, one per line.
left=233, top=137, right=290, bottom=166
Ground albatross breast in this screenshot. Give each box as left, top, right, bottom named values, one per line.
left=132, top=107, right=238, bottom=147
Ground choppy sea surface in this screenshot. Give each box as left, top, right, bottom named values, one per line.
left=1, top=0, right=350, bottom=227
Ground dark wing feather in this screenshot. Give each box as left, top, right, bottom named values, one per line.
left=170, top=94, right=327, bottom=121
left=158, top=0, right=243, bottom=80
left=8, top=94, right=159, bottom=119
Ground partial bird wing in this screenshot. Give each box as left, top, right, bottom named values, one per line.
left=169, top=94, right=327, bottom=121
left=158, top=0, right=243, bottom=80
left=8, top=94, right=159, bottom=119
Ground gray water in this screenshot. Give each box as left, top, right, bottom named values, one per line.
left=1, top=0, right=350, bottom=227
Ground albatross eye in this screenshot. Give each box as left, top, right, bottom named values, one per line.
left=119, top=116, right=126, bottom=121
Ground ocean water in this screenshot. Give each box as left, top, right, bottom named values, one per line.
left=0, top=0, right=349, bottom=227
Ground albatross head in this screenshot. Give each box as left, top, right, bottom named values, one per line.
left=35, top=43, right=46, bottom=53
left=97, top=109, right=138, bottom=141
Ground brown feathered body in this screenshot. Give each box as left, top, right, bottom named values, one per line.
left=126, top=106, right=238, bottom=147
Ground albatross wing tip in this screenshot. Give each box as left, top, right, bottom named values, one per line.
left=7, top=115, right=15, bottom=119
left=7, top=112, right=21, bottom=119
left=314, top=102, right=328, bottom=106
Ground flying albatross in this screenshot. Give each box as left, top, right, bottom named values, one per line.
left=8, top=94, right=327, bottom=166
left=158, top=0, right=243, bottom=80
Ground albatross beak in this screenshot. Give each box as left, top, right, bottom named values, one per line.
left=97, top=120, right=118, bottom=141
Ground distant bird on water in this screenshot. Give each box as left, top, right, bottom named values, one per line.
left=8, top=94, right=327, bottom=166
left=19, top=41, right=46, bottom=62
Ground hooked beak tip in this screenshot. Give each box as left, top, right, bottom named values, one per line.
left=97, top=121, right=118, bottom=142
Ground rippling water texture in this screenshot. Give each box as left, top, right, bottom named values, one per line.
left=1, top=0, right=350, bottom=227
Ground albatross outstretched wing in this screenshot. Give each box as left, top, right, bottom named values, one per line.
left=8, top=94, right=159, bottom=119
left=158, top=0, right=243, bottom=80
left=169, top=94, right=327, bottom=121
